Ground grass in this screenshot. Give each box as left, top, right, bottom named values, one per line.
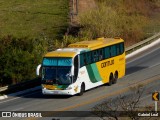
left=0, top=0, right=69, bottom=39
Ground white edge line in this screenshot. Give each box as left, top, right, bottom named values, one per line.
left=126, top=38, right=160, bottom=60
left=0, top=86, right=41, bottom=101
left=0, top=95, right=8, bottom=100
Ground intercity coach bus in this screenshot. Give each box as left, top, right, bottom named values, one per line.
left=36, top=37, right=125, bottom=95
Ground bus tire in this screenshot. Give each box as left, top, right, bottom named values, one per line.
left=113, top=72, right=118, bottom=84
left=79, top=83, right=85, bottom=96
left=108, top=74, right=113, bottom=86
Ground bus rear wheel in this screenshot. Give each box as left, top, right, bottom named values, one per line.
left=113, top=72, right=118, bottom=84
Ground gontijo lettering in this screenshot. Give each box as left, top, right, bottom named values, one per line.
left=101, top=60, right=114, bottom=68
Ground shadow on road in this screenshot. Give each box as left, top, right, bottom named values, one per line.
left=126, top=66, right=148, bottom=75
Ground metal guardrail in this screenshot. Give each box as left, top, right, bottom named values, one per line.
left=126, top=32, right=160, bottom=54
left=0, top=78, right=41, bottom=94
left=0, top=32, right=160, bottom=94
left=0, top=86, right=8, bottom=93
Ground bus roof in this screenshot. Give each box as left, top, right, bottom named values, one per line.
left=44, top=37, right=124, bottom=57
left=68, top=37, right=124, bottom=50
left=44, top=48, right=88, bottom=57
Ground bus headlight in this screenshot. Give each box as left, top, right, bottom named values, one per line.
left=42, top=85, right=46, bottom=89
left=43, top=87, right=46, bottom=90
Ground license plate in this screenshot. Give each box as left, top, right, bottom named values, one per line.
left=44, top=85, right=56, bottom=90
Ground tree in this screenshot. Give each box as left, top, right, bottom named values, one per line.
left=92, top=86, right=152, bottom=120
left=0, top=36, right=47, bottom=86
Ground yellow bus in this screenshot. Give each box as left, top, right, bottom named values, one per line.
left=36, top=37, right=125, bottom=95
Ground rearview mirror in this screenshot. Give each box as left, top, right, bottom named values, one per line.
left=36, top=64, right=41, bottom=76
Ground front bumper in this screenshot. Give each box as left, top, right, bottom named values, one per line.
left=42, top=88, right=76, bottom=95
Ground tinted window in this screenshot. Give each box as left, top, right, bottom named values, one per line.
left=79, top=42, right=124, bottom=67
left=99, top=49, right=103, bottom=60
left=110, top=45, right=117, bottom=57
left=92, top=50, right=99, bottom=62
left=120, top=43, right=124, bottom=54
left=116, top=44, right=120, bottom=55
left=86, top=52, right=92, bottom=64
left=43, top=58, right=72, bottom=66
left=104, top=47, right=110, bottom=59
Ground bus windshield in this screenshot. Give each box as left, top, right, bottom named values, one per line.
left=42, top=58, right=72, bottom=85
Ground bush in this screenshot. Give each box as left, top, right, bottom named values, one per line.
left=78, top=4, right=119, bottom=39
left=78, top=0, right=149, bottom=46
left=0, top=36, right=47, bottom=86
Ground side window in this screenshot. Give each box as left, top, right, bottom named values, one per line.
left=120, top=43, right=124, bottom=54
left=99, top=49, right=103, bottom=60
left=86, top=52, right=92, bottom=64
left=104, top=47, right=110, bottom=59
left=116, top=44, right=120, bottom=55
left=110, top=45, right=116, bottom=57
left=92, top=50, right=99, bottom=62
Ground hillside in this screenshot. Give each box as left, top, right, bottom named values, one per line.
left=71, top=0, right=160, bottom=46
left=0, top=0, right=69, bottom=39
left=0, top=0, right=160, bottom=87
left=0, top=0, right=70, bottom=86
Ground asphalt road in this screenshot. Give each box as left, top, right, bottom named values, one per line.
left=0, top=41, right=160, bottom=120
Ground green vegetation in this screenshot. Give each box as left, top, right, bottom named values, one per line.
left=0, top=0, right=160, bottom=86
left=0, top=36, right=47, bottom=86
left=0, top=0, right=69, bottom=39
left=0, top=0, right=69, bottom=86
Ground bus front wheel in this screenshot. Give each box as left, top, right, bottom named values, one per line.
left=108, top=74, right=113, bottom=86
left=79, top=83, right=85, bottom=96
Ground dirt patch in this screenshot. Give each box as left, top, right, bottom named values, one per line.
left=78, top=0, right=96, bottom=13
left=70, top=0, right=96, bottom=25
left=69, top=0, right=97, bottom=35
